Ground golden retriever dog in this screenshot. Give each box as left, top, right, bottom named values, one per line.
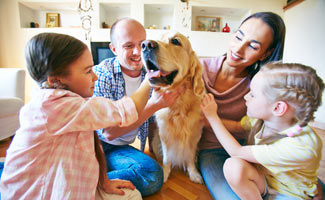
left=141, top=32, right=205, bottom=183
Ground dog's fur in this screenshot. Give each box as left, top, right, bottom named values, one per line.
left=141, top=32, right=205, bottom=183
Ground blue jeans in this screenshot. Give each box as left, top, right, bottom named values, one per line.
left=0, top=161, right=4, bottom=200
left=101, top=142, right=163, bottom=197
left=0, top=162, right=3, bottom=180
left=198, top=147, right=240, bottom=200
left=198, top=147, right=325, bottom=200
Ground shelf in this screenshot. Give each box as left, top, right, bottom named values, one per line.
left=18, top=1, right=80, bottom=28
left=99, top=2, right=131, bottom=29
left=144, top=4, right=174, bottom=30
left=191, top=6, right=249, bottom=33
left=17, top=0, right=249, bottom=45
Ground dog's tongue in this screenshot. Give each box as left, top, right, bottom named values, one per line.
left=160, top=71, right=171, bottom=76
left=147, top=70, right=171, bottom=78
left=147, top=70, right=160, bottom=79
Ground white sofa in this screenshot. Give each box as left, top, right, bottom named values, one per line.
left=0, top=68, right=25, bottom=141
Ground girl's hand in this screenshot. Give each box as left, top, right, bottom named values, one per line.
left=102, top=178, right=135, bottom=195
left=149, top=84, right=185, bottom=109
left=201, top=93, right=218, bottom=118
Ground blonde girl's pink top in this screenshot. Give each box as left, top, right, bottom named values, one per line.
left=199, top=56, right=251, bottom=150
left=0, top=88, right=138, bottom=200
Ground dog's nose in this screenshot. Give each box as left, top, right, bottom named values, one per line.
left=141, top=40, right=158, bottom=51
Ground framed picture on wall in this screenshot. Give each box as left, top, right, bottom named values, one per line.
left=46, top=13, right=60, bottom=28
left=195, top=16, right=221, bottom=32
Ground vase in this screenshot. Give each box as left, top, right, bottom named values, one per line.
left=222, top=23, right=230, bottom=32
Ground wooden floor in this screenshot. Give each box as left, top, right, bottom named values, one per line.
left=144, top=169, right=213, bottom=200
left=1, top=127, right=324, bottom=200
left=143, top=151, right=213, bottom=200
left=145, top=127, right=325, bottom=199
left=0, top=137, right=11, bottom=158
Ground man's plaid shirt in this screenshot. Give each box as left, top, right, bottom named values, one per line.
left=93, top=57, right=150, bottom=151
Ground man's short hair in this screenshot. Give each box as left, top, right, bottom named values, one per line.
left=110, top=17, right=140, bottom=46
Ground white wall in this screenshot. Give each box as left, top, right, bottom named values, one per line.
left=283, top=0, right=325, bottom=126
left=99, top=3, right=131, bottom=28
left=19, top=3, right=36, bottom=28
left=0, top=0, right=285, bottom=101
left=0, top=0, right=88, bottom=103
left=0, top=0, right=285, bottom=65
left=3, top=0, right=324, bottom=125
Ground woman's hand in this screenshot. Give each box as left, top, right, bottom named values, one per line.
left=102, top=178, right=136, bottom=195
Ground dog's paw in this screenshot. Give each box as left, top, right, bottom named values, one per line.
left=163, top=166, right=171, bottom=182
left=188, top=171, right=203, bottom=184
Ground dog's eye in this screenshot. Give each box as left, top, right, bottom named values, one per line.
left=171, top=38, right=181, bottom=46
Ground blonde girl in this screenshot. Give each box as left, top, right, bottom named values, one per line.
left=201, top=62, right=324, bottom=199
left=0, top=33, right=150, bottom=199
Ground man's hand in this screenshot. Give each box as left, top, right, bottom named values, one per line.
left=102, top=178, right=135, bottom=195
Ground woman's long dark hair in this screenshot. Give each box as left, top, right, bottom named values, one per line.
left=241, top=12, right=286, bottom=78
left=25, top=33, right=107, bottom=192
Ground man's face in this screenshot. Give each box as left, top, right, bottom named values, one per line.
left=110, top=21, right=146, bottom=73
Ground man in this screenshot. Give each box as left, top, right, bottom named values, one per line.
left=93, top=17, right=180, bottom=197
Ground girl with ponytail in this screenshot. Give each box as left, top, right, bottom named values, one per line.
left=0, top=33, right=149, bottom=199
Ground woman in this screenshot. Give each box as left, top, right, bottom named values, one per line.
left=198, top=11, right=325, bottom=200
left=198, top=12, right=286, bottom=199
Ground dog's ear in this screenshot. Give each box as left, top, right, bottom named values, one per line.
left=189, top=51, right=205, bottom=98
